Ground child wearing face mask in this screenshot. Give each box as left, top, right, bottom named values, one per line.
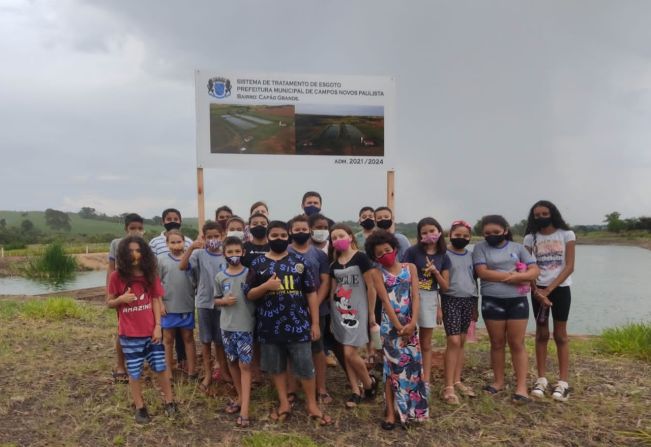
left=523, top=200, right=576, bottom=402
left=107, top=213, right=145, bottom=383
left=243, top=213, right=269, bottom=267
left=149, top=208, right=193, bottom=256
left=373, top=207, right=410, bottom=261
left=309, top=213, right=331, bottom=254
left=354, top=206, right=375, bottom=248
left=403, top=217, right=450, bottom=390
left=214, top=237, right=256, bottom=427
left=157, top=230, right=197, bottom=381
left=473, top=215, right=539, bottom=404
left=365, top=229, right=428, bottom=430
left=329, top=224, right=379, bottom=409
left=440, top=220, right=479, bottom=404
left=225, top=216, right=246, bottom=241
left=179, top=220, right=231, bottom=392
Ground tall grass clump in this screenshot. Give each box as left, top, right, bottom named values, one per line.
left=599, top=322, right=651, bottom=362
left=21, top=297, right=92, bottom=321
left=25, top=241, right=77, bottom=282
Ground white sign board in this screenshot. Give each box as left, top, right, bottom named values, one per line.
left=195, top=71, right=395, bottom=170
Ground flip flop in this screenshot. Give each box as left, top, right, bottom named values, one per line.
left=236, top=415, right=251, bottom=428
left=225, top=400, right=241, bottom=414
left=111, top=370, right=129, bottom=384
left=511, top=394, right=532, bottom=405
left=309, top=412, right=333, bottom=426
left=455, top=381, right=476, bottom=398
left=482, top=384, right=504, bottom=395
left=381, top=420, right=396, bottom=431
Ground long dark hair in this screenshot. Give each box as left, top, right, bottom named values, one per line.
left=524, top=200, right=570, bottom=235
left=480, top=215, right=514, bottom=241
left=116, top=236, right=158, bottom=286
left=416, top=217, right=447, bottom=254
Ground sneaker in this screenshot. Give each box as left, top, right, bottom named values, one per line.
left=135, top=406, right=150, bottom=424
left=531, top=377, right=548, bottom=399
left=552, top=381, right=570, bottom=402
left=164, top=402, right=179, bottom=418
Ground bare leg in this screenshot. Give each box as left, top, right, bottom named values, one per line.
left=553, top=321, right=570, bottom=382
left=384, top=380, right=395, bottom=423
left=228, top=360, right=242, bottom=405
left=454, top=334, right=467, bottom=383
left=444, top=335, right=462, bottom=388
left=343, top=345, right=372, bottom=395
left=201, top=343, right=212, bottom=388
left=180, top=329, right=197, bottom=376
left=535, top=321, right=550, bottom=378
left=239, top=362, right=252, bottom=418
left=215, top=344, right=232, bottom=382
left=313, top=351, right=328, bottom=396
left=115, top=337, right=126, bottom=373
left=129, top=377, right=144, bottom=409
left=155, top=371, right=174, bottom=403
left=272, top=372, right=291, bottom=414
left=484, top=320, right=507, bottom=390
left=163, top=329, right=176, bottom=380
left=300, top=376, right=324, bottom=418
left=506, top=319, right=529, bottom=396
left=419, top=327, right=433, bottom=383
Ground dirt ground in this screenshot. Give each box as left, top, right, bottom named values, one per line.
left=0, top=298, right=649, bottom=447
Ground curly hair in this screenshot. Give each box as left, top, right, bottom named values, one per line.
left=116, top=236, right=158, bottom=286
left=364, top=229, right=398, bottom=260
left=524, top=200, right=570, bottom=235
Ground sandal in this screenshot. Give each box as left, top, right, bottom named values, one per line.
left=309, top=412, right=334, bottom=426
left=381, top=420, right=396, bottom=431
left=111, top=370, right=129, bottom=384
left=318, top=392, right=333, bottom=404
left=345, top=393, right=362, bottom=409
left=364, top=376, right=378, bottom=400
left=511, top=394, right=532, bottom=405
left=270, top=406, right=292, bottom=423
left=442, top=386, right=460, bottom=405
left=482, top=384, right=504, bottom=395
left=236, top=415, right=251, bottom=428
left=225, top=400, right=241, bottom=414
left=454, top=381, right=476, bottom=398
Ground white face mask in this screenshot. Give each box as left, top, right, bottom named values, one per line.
left=226, top=230, right=244, bottom=240
left=311, top=229, right=329, bottom=243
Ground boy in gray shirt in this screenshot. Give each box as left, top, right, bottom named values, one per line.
left=214, top=237, right=256, bottom=427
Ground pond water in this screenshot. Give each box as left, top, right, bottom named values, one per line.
left=1, top=246, right=650, bottom=334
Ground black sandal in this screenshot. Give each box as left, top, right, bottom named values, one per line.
left=511, top=394, right=532, bottom=404
left=364, top=376, right=378, bottom=400
left=381, top=420, right=396, bottom=430
left=345, top=393, right=362, bottom=408
left=482, top=384, right=504, bottom=395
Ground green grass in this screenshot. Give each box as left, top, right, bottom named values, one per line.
left=5, top=242, right=109, bottom=257
left=0, top=297, right=96, bottom=322
left=242, top=433, right=319, bottom=447
left=599, top=322, right=651, bottom=361
left=24, top=242, right=77, bottom=281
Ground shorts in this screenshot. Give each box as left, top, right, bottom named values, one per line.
left=221, top=330, right=254, bottom=364
left=481, top=296, right=529, bottom=321
left=198, top=307, right=222, bottom=345
left=161, top=312, right=195, bottom=330
left=119, top=336, right=166, bottom=380
left=418, top=289, right=439, bottom=328
left=441, top=295, right=477, bottom=336
left=532, top=286, right=571, bottom=324
left=260, top=342, right=315, bottom=379
left=311, top=316, right=326, bottom=354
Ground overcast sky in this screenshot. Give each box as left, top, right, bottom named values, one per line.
left=1, top=0, right=650, bottom=226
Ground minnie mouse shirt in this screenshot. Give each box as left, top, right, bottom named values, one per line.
left=329, top=251, right=373, bottom=347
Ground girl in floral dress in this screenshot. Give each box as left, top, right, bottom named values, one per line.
left=364, top=230, right=429, bottom=430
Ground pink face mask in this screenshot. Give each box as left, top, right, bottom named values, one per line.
left=421, top=233, right=440, bottom=244
left=332, top=238, right=351, bottom=251
left=377, top=250, right=397, bottom=268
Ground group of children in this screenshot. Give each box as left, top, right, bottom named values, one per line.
left=106, top=194, right=576, bottom=429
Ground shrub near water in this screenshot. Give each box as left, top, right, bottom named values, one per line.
left=25, top=241, right=77, bottom=281
left=600, top=322, right=651, bottom=361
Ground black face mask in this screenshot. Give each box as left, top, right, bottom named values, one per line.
left=268, top=238, right=289, bottom=253
left=360, top=218, right=375, bottom=230
left=303, top=205, right=321, bottom=216
left=250, top=225, right=267, bottom=240
left=376, top=219, right=392, bottom=230
left=534, top=217, right=553, bottom=229
left=164, top=222, right=181, bottom=232
left=485, top=234, right=506, bottom=247
left=450, top=238, right=470, bottom=249
left=290, top=232, right=311, bottom=245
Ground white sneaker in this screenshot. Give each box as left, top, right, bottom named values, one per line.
left=531, top=377, right=548, bottom=399
left=552, top=381, right=570, bottom=402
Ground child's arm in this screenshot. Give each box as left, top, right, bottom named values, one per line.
left=502, top=265, right=540, bottom=284
left=151, top=297, right=162, bottom=343
left=362, top=271, right=377, bottom=326
left=179, top=239, right=203, bottom=271
left=371, top=269, right=403, bottom=331
left=400, top=263, right=420, bottom=337
left=475, top=264, right=512, bottom=282
left=316, top=273, right=330, bottom=306
left=247, top=273, right=281, bottom=300
left=106, top=287, right=136, bottom=308
left=306, top=291, right=320, bottom=341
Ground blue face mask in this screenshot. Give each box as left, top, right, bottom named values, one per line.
left=205, top=239, right=222, bottom=251
left=303, top=205, right=321, bottom=216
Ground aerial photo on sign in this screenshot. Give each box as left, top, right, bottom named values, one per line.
left=209, top=104, right=295, bottom=154
left=295, top=104, right=384, bottom=156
